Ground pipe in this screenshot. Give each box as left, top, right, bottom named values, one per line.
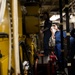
left=59, top=0, right=64, bottom=71
left=12, top=0, right=20, bottom=74
left=62, top=0, right=75, bottom=11
left=19, top=41, right=33, bottom=75
left=65, top=0, right=71, bottom=75
left=0, top=0, right=6, bottom=22
left=22, top=13, right=26, bottom=35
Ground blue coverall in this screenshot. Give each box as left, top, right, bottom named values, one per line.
left=55, top=31, right=66, bottom=62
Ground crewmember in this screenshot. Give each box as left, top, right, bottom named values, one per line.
left=54, top=24, right=66, bottom=69
left=70, top=28, right=75, bottom=75
left=42, top=12, right=52, bottom=56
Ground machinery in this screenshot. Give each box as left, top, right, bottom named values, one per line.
left=0, top=0, right=75, bottom=75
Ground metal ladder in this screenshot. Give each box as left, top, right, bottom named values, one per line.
left=7, top=0, right=14, bottom=75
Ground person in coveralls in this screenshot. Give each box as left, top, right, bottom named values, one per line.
left=54, top=24, right=66, bottom=69
left=42, top=12, right=52, bottom=56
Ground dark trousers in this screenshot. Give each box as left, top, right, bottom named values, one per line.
left=43, top=36, right=50, bottom=56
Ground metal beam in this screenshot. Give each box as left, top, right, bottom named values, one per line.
left=59, top=0, right=64, bottom=71
left=65, top=0, right=71, bottom=75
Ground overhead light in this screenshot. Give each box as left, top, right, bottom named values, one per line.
left=70, top=14, right=73, bottom=19
left=70, top=15, right=75, bottom=22
left=50, top=15, right=60, bottom=21
left=50, top=13, right=65, bottom=21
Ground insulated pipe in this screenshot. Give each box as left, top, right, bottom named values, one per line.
left=65, top=0, right=71, bottom=75
left=59, top=0, right=64, bottom=71
left=12, top=0, right=20, bottom=75
left=0, top=0, right=6, bottom=22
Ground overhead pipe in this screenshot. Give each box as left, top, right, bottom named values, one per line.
left=62, top=0, right=75, bottom=11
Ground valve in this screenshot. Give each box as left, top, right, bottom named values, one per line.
left=0, top=50, right=2, bottom=58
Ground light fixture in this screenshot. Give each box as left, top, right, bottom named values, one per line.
left=50, top=13, right=65, bottom=21
left=70, top=14, right=73, bottom=19
left=50, top=15, right=60, bottom=21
